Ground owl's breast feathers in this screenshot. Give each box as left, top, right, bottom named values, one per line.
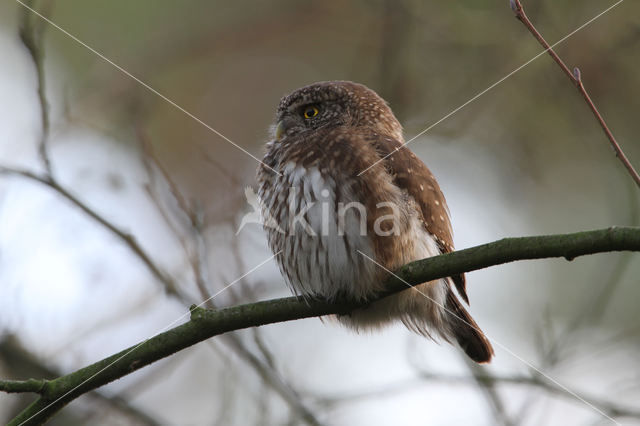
left=258, top=81, right=492, bottom=362
left=258, top=127, right=468, bottom=304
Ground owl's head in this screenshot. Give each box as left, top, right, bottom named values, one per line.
left=273, top=81, right=403, bottom=142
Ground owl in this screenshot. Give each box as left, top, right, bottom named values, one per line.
left=257, top=81, right=493, bottom=363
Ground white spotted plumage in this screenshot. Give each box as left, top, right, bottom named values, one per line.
left=257, top=81, right=494, bottom=362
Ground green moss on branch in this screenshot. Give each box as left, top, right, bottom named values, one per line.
left=7, top=226, right=640, bottom=425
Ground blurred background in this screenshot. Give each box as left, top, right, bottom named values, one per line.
left=0, top=0, right=639, bottom=424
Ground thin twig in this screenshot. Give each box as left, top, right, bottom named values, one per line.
left=464, top=358, right=516, bottom=426
left=18, top=0, right=53, bottom=175
left=138, top=129, right=193, bottom=222
left=15, top=3, right=179, bottom=299
left=511, top=0, right=640, bottom=189
left=138, top=133, right=322, bottom=426
left=191, top=221, right=322, bottom=425
left=516, top=140, right=640, bottom=420
left=0, top=166, right=177, bottom=295
left=314, top=369, right=640, bottom=420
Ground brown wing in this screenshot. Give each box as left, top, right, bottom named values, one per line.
left=368, top=134, right=469, bottom=304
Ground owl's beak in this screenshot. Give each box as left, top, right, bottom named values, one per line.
left=275, top=120, right=285, bottom=140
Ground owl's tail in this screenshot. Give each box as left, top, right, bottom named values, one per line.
left=445, top=290, right=494, bottom=363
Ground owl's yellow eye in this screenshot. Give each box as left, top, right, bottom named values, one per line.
left=303, top=106, right=319, bottom=119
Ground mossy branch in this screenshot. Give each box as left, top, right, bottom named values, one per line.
left=0, top=379, right=46, bottom=394
left=4, top=226, right=640, bottom=425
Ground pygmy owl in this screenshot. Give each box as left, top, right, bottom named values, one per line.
left=257, top=81, right=493, bottom=363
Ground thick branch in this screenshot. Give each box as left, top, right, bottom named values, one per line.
left=0, top=335, right=162, bottom=425
left=511, top=0, right=640, bottom=189
left=1, top=155, right=320, bottom=424
left=139, top=132, right=322, bottom=425
left=5, top=226, right=640, bottom=425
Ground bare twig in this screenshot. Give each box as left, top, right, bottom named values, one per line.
left=463, top=358, right=516, bottom=426
left=222, top=334, right=322, bottom=426
left=14, top=3, right=180, bottom=297
left=138, top=133, right=322, bottom=425
left=311, top=369, right=640, bottom=420
left=189, top=225, right=322, bottom=425
left=423, top=371, right=640, bottom=420
left=0, top=166, right=177, bottom=295
left=138, top=129, right=193, bottom=221
left=511, top=0, right=640, bottom=189
left=517, top=180, right=640, bottom=419
left=18, top=0, right=53, bottom=175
